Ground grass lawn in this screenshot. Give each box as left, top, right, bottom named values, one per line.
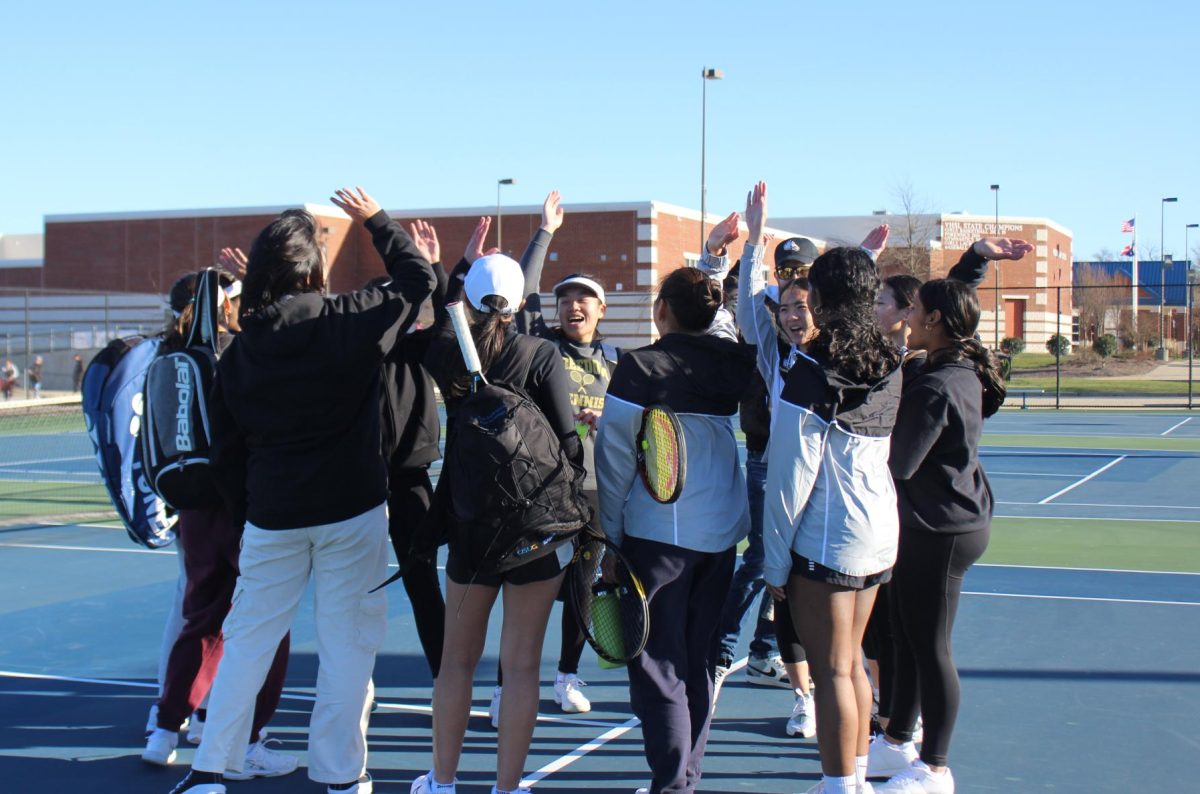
left=984, top=516, right=1200, bottom=572
left=1009, top=352, right=1059, bottom=371
left=1006, top=376, right=1189, bottom=395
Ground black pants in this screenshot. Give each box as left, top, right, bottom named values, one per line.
left=772, top=594, right=806, bottom=665
left=863, top=582, right=894, bottom=717
left=886, top=526, right=989, bottom=767
left=386, top=466, right=445, bottom=679
left=624, top=536, right=736, bottom=794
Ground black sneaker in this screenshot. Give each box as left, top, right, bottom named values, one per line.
left=328, top=773, right=373, bottom=793
left=167, top=770, right=225, bottom=794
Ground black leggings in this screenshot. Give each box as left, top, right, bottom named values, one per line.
left=386, top=466, right=446, bottom=679
left=886, top=526, right=989, bottom=767
left=862, top=583, right=894, bottom=716
left=772, top=594, right=806, bottom=665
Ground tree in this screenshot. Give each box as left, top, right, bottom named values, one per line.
left=1046, top=334, right=1070, bottom=357
left=877, top=178, right=937, bottom=279
left=1073, top=264, right=1127, bottom=346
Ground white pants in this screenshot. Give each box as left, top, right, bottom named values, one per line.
left=192, top=502, right=390, bottom=784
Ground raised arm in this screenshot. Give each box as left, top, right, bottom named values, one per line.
left=517, top=190, right=564, bottom=336
left=948, top=237, right=1034, bottom=287
left=736, top=181, right=780, bottom=381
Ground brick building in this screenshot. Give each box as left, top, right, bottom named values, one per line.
left=2, top=202, right=800, bottom=349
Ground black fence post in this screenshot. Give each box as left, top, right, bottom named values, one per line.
left=1055, top=286, right=1062, bottom=409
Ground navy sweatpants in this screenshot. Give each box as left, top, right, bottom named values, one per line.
left=623, top=536, right=736, bottom=794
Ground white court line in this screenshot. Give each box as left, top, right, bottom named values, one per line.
left=964, top=591, right=1198, bottom=607
left=0, top=542, right=171, bottom=555
left=1161, top=417, right=1193, bottom=436
left=520, top=656, right=750, bottom=788
left=1037, top=455, right=1127, bottom=505
left=0, top=455, right=93, bottom=468
left=998, top=500, right=1200, bottom=511
left=987, top=471, right=1078, bottom=478
left=0, top=670, right=625, bottom=730
left=977, top=562, right=1200, bottom=577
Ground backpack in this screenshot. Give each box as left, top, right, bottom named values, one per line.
left=445, top=336, right=590, bottom=576
left=140, top=269, right=224, bottom=510
left=82, top=335, right=177, bottom=548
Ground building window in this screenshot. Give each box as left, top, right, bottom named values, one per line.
left=683, top=252, right=701, bottom=268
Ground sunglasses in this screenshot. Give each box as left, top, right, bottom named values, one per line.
left=775, top=264, right=810, bottom=282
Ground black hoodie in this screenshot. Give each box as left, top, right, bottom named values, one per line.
left=210, top=225, right=435, bottom=530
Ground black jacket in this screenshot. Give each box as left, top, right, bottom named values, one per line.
left=365, top=211, right=443, bottom=471
left=889, top=361, right=991, bottom=534
left=210, top=224, right=435, bottom=530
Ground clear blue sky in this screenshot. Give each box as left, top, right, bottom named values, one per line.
left=3, top=0, right=1198, bottom=261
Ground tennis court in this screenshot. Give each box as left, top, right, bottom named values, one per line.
left=0, top=406, right=1197, bottom=792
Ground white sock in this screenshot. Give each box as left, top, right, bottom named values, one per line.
left=556, top=671, right=567, bottom=683
left=429, top=770, right=456, bottom=790
left=823, top=773, right=857, bottom=794
left=856, top=755, right=868, bottom=788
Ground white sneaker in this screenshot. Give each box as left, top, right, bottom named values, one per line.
left=554, top=673, right=592, bottom=713
left=142, top=727, right=178, bottom=766
left=329, top=774, right=373, bottom=793
left=914, top=716, right=924, bottom=744
left=490, top=787, right=532, bottom=794
left=786, top=692, right=817, bottom=738
left=712, top=660, right=731, bottom=710
left=866, top=734, right=919, bottom=779
left=634, top=788, right=649, bottom=794
left=875, top=761, right=954, bottom=793
left=186, top=711, right=205, bottom=744
left=745, top=653, right=791, bottom=688
left=411, top=771, right=456, bottom=793
left=488, top=685, right=502, bottom=729
left=861, top=783, right=877, bottom=793
left=223, top=738, right=298, bottom=780
left=145, top=703, right=159, bottom=734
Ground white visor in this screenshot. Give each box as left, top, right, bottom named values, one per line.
left=553, top=275, right=606, bottom=305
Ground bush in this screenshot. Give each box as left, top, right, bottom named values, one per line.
left=1094, top=334, right=1119, bottom=358
left=1045, top=334, right=1070, bottom=357
left=997, top=353, right=1013, bottom=381
left=1000, top=336, right=1026, bottom=355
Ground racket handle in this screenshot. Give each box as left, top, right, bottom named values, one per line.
left=447, top=301, right=485, bottom=378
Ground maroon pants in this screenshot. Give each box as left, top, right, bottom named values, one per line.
left=156, top=507, right=289, bottom=740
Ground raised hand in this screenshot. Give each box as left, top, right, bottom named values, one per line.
left=744, top=181, right=768, bottom=245
left=330, top=186, right=382, bottom=223
left=860, top=224, right=890, bottom=257
left=973, top=237, right=1034, bottom=261
left=409, top=220, right=441, bottom=264
left=465, top=216, right=498, bottom=263
left=541, top=190, right=565, bottom=234
left=217, top=247, right=248, bottom=279
left=706, top=211, right=741, bottom=256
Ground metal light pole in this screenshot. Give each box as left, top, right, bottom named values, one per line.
left=700, top=68, right=724, bottom=253
left=1187, top=223, right=1197, bottom=398
left=991, top=184, right=1000, bottom=349
left=1160, top=197, right=1178, bottom=358
left=497, top=178, right=516, bottom=254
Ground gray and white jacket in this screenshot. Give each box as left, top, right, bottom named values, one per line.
left=596, top=332, right=756, bottom=553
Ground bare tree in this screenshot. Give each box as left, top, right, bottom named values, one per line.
left=1092, top=247, right=1117, bottom=261
left=1073, top=264, right=1129, bottom=346
left=877, top=178, right=936, bottom=279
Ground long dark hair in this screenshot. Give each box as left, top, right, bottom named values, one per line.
left=806, top=247, right=900, bottom=383
left=883, top=274, right=921, bottom=309
left=919, top=278, right=1006, bottom=417
left=656, top=267, right=721, bottom=332
left=240, top=209, right=325, bottom=319
left=434, top=295, right=513, bottom=401
left=163, top=269, right=237, bottom=351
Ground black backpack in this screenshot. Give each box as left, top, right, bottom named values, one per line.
left=445, top=336, right=590, bottom=576
left=140, top=269, right=224, bottom=510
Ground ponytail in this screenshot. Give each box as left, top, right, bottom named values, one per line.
left=432, top=295, right=513, bottom=400
left=656, top=267, right=722, bottom=332
left=919, top=279, right=1006, bottom=417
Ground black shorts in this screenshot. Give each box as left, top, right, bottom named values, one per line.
left=790, top=551, right=892, bottom=590
left=446, top=541, right=572, bottom=588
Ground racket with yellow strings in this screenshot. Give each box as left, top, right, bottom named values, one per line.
left=567, top=527, right=650, bottom=666
left=635, top=404, right=686, bottom=504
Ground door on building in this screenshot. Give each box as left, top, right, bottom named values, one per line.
left=1004, top=299, right=1026, bottom=339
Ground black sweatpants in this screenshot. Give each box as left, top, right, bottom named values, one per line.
left=386, top=466, right=445, bottom=679
left=624, top=536, right=736, bottom=794
left=886, top=525, right=989, bottom=767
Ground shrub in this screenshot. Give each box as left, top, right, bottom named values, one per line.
left=1094, top=334, right=1119, bottom=358
left=997, top=353, right=1013, bottom=381
left=1000, top=336, right=1026, bottom=355
left=1045, top=334, right=1070, bottom=357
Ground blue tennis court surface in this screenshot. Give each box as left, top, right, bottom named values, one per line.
left=1, top=410, right=1198, bottom=792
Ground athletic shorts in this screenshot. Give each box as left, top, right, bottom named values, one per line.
left=446, top=539, right=574, bottom=588
left=791, top=550, right=892, bottom=590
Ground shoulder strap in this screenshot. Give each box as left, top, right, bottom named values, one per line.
left=599, top=340, right=621, bottom=366
left=185, top=269, right=222, bottom=355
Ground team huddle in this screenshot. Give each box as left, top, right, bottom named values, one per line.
left=105, top=180, right=1030, bottom=794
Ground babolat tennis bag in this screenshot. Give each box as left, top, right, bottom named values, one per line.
left=446, top=336, right=590, bottom=576
left=140, top=269, right=224, bottom=510
left=82, top=335, right=177, bottom=548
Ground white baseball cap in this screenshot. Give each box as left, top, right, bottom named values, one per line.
left=464, top=254, right=525, bottom=314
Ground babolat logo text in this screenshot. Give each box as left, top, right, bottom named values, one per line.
left=174, top=357, right=193, bottom=451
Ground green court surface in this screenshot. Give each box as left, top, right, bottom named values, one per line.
left=983, top=516, right=1200, bottom=572
left=981, top=433, right=1200, bottom=451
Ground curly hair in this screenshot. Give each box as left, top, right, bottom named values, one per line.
left=805, top=247, right=900, bottom=383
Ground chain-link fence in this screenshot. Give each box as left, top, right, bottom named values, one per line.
left=977, top=282, right=1197, bottom=409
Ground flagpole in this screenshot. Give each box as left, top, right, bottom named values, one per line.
left=1132, top=215, right=1139, bottom=340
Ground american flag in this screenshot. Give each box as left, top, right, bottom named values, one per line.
left=1121, top=218, right=1136, bottom=233
left=1121, top=243, right=1135, bottom=257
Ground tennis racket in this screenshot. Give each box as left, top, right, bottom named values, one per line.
left=447, top=301, right=488, bottom=391
left=567, top=529, right=650, bottom=666
left=635, top=404, right=686, bottom=504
